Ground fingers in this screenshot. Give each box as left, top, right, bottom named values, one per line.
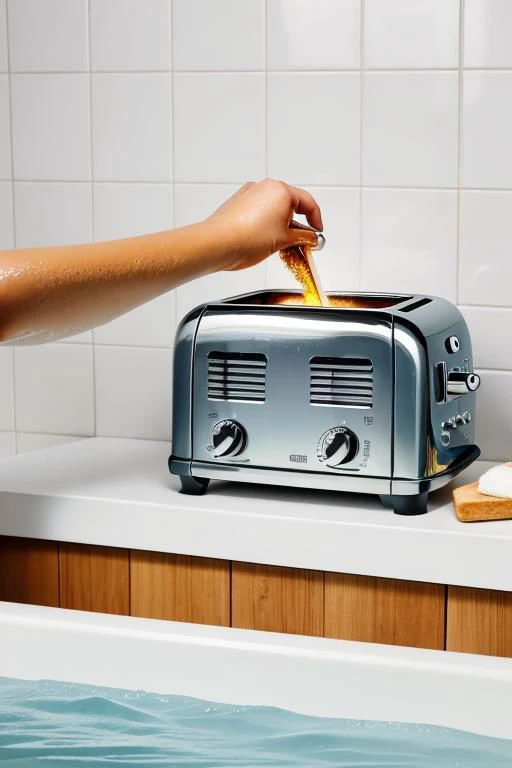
left=282, top=220, right=319, bottom=249
left=288, top=185, right=323, bottom=232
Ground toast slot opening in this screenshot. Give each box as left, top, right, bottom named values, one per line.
left=226, top=292, right=409, bottom=309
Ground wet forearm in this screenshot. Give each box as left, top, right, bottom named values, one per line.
left=0, top=220, right=231, bottom=344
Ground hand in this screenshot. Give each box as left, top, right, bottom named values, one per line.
left=207, top=178, right=323, bottom=271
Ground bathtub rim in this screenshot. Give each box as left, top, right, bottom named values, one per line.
left=0, top=601, right=511, bottom=742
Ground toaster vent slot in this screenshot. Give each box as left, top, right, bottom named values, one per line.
left=399, top=297, right=432, bottom=313
left=208, top=352, right=267, bottom=403
left=310, top=356, right=373, bottom=408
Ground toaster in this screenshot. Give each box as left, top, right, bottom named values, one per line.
left=169, top=290, right=481, bottom=515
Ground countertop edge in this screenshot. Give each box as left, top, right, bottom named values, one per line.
left=0, top=438, right=510, bottom=591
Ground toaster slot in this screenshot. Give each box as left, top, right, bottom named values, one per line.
left=310, top=357, right=373, bottom=408
left=399, top=297, right=432, bottom=313
left=207, top=352, right=267, bottom=403
left=434, top=361, right=447, bottom=403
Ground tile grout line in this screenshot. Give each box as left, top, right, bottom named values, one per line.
left=16, top=67, right=512, bottom=75
left=14, top=67, right=512, bottom=75
left=455, top=0, right=465, bottom=305
left=7, top=179, right=512, bottom=194
left=87, top=0, right=98, bottom=438
left=264, top=0, right=270, bottom=291
left=5, top=0, right=18, bottom=453
left=358, top=0, right=365, bottom=291
left=458, top=302, right=512, bottom=311
left=170, top=0, right=177, bottom=338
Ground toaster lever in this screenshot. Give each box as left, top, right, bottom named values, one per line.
left=447, top=371, right=480, bottom=396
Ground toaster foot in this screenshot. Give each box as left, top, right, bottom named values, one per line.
left=179, top=475, right=210, bottom=495
left=380, top=491, right=429, bottom=516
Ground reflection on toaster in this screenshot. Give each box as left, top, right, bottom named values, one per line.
left=169, top=290, right=481, bottom=516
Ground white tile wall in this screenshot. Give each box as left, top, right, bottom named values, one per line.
left=14, top=344, right=94, bottom=435
left=462, top=72, right=512, bottom=189
left=174, top=0, right=264, bottom=71
left=474, top=371, right=512, bottom=462
left=361, top=189, right=458, bottom=300
left=365, top=0, right=459, bottom=69
left=0, top=0, right=7, bottom=72
left=0, top=75, right=11, bottom=178
left=7, top=0, right=88, bottom=72
left=0, top=432, right=16, bottom=458
left=0, top=181, right=13, bottom=247
left=459, top=191, right=512, bottom=306
left=363, top=72, right=458, bottom=187
left=464, top=0, right=512, bottom=68
left=174, top=73, right=265, bottom=183
left=90, top=0, right=171, bottom=72
left=0, top=347, right=15, bottom=430
left=461, top=307, right=512, bottom=370
left=95, top=346, right=172, bottom=440
left=267, top=73, right=360, bottom=186
left=93, top=183, right=172, bottom=240
left=267, top=0, right=360, bottom=71
left=91, top=73, right=171, bottom=182
left=14, top=182, right=92, bottom=247
left=0, top=0, right=511, bottom=462
left=11, top=74, right=90, bottom=180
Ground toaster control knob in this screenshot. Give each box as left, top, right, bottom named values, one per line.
left=445, top=336, right=460, bottom=354
left=447, top=371, right=480, bottom=396
left=321, top=427, right=359, bottom=468
left=211, top=420, right=246, bottom=458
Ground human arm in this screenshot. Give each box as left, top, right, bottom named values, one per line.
left=0, top=179, right=322, bottom=344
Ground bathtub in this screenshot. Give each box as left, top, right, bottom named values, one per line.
left=0, top=601, right=511, bottom=743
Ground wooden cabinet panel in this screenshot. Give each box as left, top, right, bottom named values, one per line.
left=59, top=543, right=129, bottom=615
left=325, top=573, right=445, bottom=650
left=447, top=586, right=512, bottom=658
left=0, top=535, right=59, bottom=607
left=130, top=551, right=230, bottom=626
left=232, top=562, right=324, bottom=636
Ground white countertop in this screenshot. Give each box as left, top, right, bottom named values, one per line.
left=0, top=437, right=510, bottom=591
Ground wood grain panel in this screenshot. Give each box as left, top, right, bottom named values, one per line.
left=0, top=535, right=59, bottom=607
left=447, top=586, right=512, bottom=658
left=130, top=551, right=230, bottom=626
left=232, top=562, right=324, bottom=636
left=59, top=543, right=129, bottom=614
left=324, top=573, right=445, bottom=650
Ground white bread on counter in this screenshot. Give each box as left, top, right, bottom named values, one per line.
left=478, top=462, right=512, bottom=499
left=453, top=462, right=512, bottom=522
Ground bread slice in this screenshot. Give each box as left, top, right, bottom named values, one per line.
left=453, top=480, right=512, bottom=522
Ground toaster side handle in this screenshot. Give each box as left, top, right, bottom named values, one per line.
left=382, top=444, right=480, bottom=515
left=170, top=305, right=206, bottom=463
left=391, top=444, right=481, bottom=496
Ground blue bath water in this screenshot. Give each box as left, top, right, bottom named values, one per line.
left=0, top=677, right=510, bottom=767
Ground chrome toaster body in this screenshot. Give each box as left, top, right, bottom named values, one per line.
left=169, top=291, right=480, bottom=515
